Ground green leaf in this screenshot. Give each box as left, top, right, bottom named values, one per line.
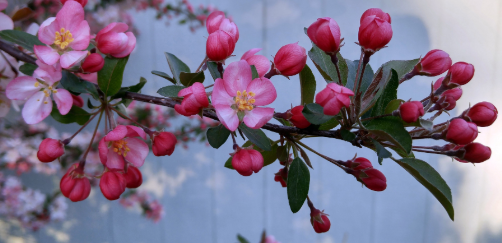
left=287, top=157, right=310, bottom=213
left=340, top=129, right=356, bottom=142
left=318, top=117, right=340, bottom=130
left=50, top=104, right=91, bottom=125
left=369, top=69, right=399, bottom=117
left=364, top=117, right=412, bottom=154
left=0, top=30, right=44, bottom=52
left=384, top=99, right=404, bottom=114
left=151, top=70, right=176, bottom=84
left=389, top=146, right=415, bottom=158
left=345, top=59, right=374, bottom=95
left=157, top=85, right=185, bottom=97
left=299, top=65, right=316, bottom=105
left=207, top=124, right=230, bottom=149
left=111, top=77, right=147, bottom=101
left=224, top=157, right=233, bottom=169
left=394, top=158, right=454, bottom=220
left=179, top=71, right=205, bottom=87
left=237, top=234, right=251, bottom=243
left=60, top=71, right=99, bottom=99
left=302, top=103, right=334, bottom=125
left=370, top=138, right=392, bottom=165
left=276, top=145, right=289, bottom=162
left=165, top=52, right=190, bottom=84
left=19, top=63, right=37, bottom=76
left=297, top=146, right=313, bottom=169
left=98, top=56, right=129, bottom=97
left=250, top=65, right=259, bottom=79
left=307, top=44, right=347, bottom=85
left=207, top=61, right=222, bottom=80
left=239, top=123, right=271, bottom=151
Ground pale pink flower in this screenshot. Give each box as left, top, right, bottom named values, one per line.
left=211, top=60, right=276, bottom=131
left=0, top=0, right=13, bottom=31
left=35, top=1, right=90, bottom=68
left=6, top=61, right=73, bottom=124
left=241, top=48, right=270, bottom=78
left=98, top=125, right=149, bottom=170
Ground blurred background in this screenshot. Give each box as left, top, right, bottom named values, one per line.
left=1, top=0, right=502, bottom=242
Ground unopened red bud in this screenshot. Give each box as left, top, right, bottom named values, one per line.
left=206, top=30, right=235, bottom=62
left=416, top=49, right=452, bottom=76
left=348, top=157, right=373, bottom=170
left=273, top=43, right=307, bottom=76
left=458, top=142, right=492, bottom=163
left=37, top=138, right=65, bottom=163
left=307, top=17, right=341, bottom=54
left=60, top=164, right=91, bottom=202
left=81, top=53, right=104, bottom=73
left=445, top=118, right=478, bottom=145
left=441, top=88, right=463, bottom=101
left=71, top=94, right=84, bottom=108
left=360, top=8, right=391, bottom=23
left=61, top=0, right=87, bottom=7
left=99, top=171, right=127, bottom=201
left=151, top=131, right=177, bottom=156
left=447, top=62, right=475, bottom=86
left=274, top=168, right=287, bottom=187
left=465, top=102, right=498, bottom=127
left=360, top=168, right=387, bottom=191
left=232, top=148, right=264, bottom=176
left=358, top=13, right=393, bottom=52
left=310, top=209, right=331, bottom=233
left=124, top=166, right=143, bottom=188
left=430, top=95, right=457, bottom=112
left=288, top=105, right=311, bottom=129
left=315, top=83, right=354, bottom=116
left=399, top=101, right=424, bottom=123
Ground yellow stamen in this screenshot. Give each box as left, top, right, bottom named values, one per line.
left=111, top=139, right=130, bottom=157
left=234, top=89, right=256, bottom=111
left=54, top=28, right=74, bottom=50
left=34, top=82, right=40, bottom=88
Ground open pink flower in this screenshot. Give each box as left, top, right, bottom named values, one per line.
left=98, top=125, right=149, bottom=170
left=0, top=0, right=13, bottom=31
left=241, top=48, right=270, bottom=78
left=6, top=61, right=73, bottom=124
left=211, top=60, right=277, bottom=131
left=35, top=1, right=90, bottom=68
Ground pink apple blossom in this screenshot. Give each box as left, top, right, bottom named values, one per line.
left=6, top=61, right=73, bottom=124
left=174, top=82, right=209, bottom=116
left=211, top=60, right=277, bottom=131
left=35, top=1, right=91, bottom=68
left=241, top=48, right=270, bottom=78
left=96, top=22, right=136, bottom=58
left=98, top=125, right=149, bottom=170
left=315, top=83, right=355, bottom=116
left=0, top=0, right=13, bottom=31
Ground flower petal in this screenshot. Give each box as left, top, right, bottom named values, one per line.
left=33, top=60, right=62, bottom=85
left=214, top=104, right=239, bottom=131
left=0, top=13, right=13, bottom=31
left=112, top=32, right=136, bottom=58
left=105, top=148, right=125, bottom=170
left=56, top=1, right=85, bottom=32
left=34, top=45, right=60, bottom=66
left=98, top=138, right=108, bottom=165
left=38, top=17, right=57, bottom=45
left=211, top=78, right=233, bottom=106
left=241, top=48, right=262, bottom=61
left=22, top=91, right=52, bottom=124
left=246, top=55, right=270, bottom=77
left=222, top=60, right=252, bottom=95
left=243, top=107, right=274, bottom=129
left=53, top=89, right=73, bottom=115
left=104, top=125, right=127, bottom=142
left=126, top=125, right=146, bottom=140
left=246, top=77, right=277, bottom=106
left=124, top=138, right=149, bottom=167
left=69, top=20, right=90, bottom=51
left=60, top=51, right=88, bottom=69
left=6, top=76, right=40, bottom=100
left=248, top=149, right=264, bottom=173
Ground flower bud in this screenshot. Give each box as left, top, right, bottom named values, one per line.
left=96, top=23, right=136, bottom=58
left=415, top=49, right=452, bottom=76
left=445, top=118, right=478, bottom=145
left=359, top=168, right=387, bottom=191
left=399, top=101, right=425, bottom=123
left=274, top=168, right=287, bottom=187
left=315, top=83, right=354, bottom=116
left=232, top=148, right=264, bottom=176
left=307, top=17, right=341, bottom=54
left=151, top=131, right=177, bottom=156
left=124, top=166, right=143, bottom=188
left=174, top=82, right=209, bottom=116
left=100, top=171, right=127, bottom=200
left=465, top=102, right=498, bottom=127
left=447, top=62, right=475, bottom=86
left=241, top=48, right=270, bottom=77
left=347, top=157, right=373, bottom=170
left=206, top=11, right=225, bottom=34
left=441, top=88, right=463, bottom=101
left=206, top=30, right=235, bottom=62
left=61, top=0, right=88, bottom=7
left=218, top=18, right=239, bottom=43
left=458, top=143, right=492, bottom=163
left=81, top=53, right=104, bottom=73
left=273, top=43, right=307, bottom=76
left=288, top=105, right=311, bottom=129
left=310, top=209, right=331, bottom=233
left=71, top=94, right=84, bottom=108
left=37, top=138, right=65, bottom=163
left=60, top=164, right=91, bottom=202
left=360, top=8, right=391, bottom=23
left=358, top=15, right=393, bottom=52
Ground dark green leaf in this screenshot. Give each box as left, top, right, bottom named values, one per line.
left=237, top=234, right=250, bottom=243
left=308, top=45, right=348, bottom=85
left=165, top=52, right=190, bottom=83
left=151, top=70, right=175, bottom=84
left=365, top=117, right=412, bottom=154
left=299, top=65, right=316, bottom=105
left=207, top=61, right=222, bottom=80
left=302, top=103, right=334, bottom=125
left=340, top=129, right=356, bottom=142
left=224, top=157, right=233, bottom=169
left=239, top=123, right=271, bottom=151
left=394, top=158, right=454, bottom=220
left=287, top=157, right=310, bottom=213
left=179, top=71, right=205, bottom=87
left=98, top=56, right=129, bottom=97
left=50, top=104, right=91, bottom=125
left=250, top=65, right=259, bottom=79
left=277, top=145, right=289, bottom=162
left=60, top=71, right=99, bottom=99
left=345, top=59, right=373, bottom=95
left=0, top=30, right=44, bottom=52
left=384, top=99, right=403, bottom=114
left=157, top=85, right=185, bottom=97
left=318, top=117, right=340, bottom=130
left=19, top=63, right=37, bottom=76
left=207, top=124, right=230, bottom=149
left=389, top=146, right=415, bottom=158
left=370, top=138, right=392, bottom=165
left=369, top=69, right=399, bottom=117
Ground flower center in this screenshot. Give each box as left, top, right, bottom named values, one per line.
left=235, top=90, right=255, bottom=111
left=112, top=139, right=131, bottom=157
left=34, top=82, right=56, bottom=105
left=54, top=28, right=74, bottom=50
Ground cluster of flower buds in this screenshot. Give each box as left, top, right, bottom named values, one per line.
left=205, top=11, right=238, bottom=62
left=344, top=157, right=387, bottom=191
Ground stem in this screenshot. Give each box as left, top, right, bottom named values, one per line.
left=217, top=62, right=224, bottom=78
left=62, top=111, right=100, bottom=144
left=264, top=67, right=278, bottom=79
left=231, top=132, right=238, bottom=150
left=306, top=195, right=314, bottom=210
left=353, top=51, right=364, bottom=93
left=330, top=54, right=343, bottom=85
left=295, top=140, right=346, bottom=170
left=204, top=84, right=214, bottom=89
left=195, top=56, right=208, bottom=73
left=412, top=148, right=449, bottom=155
left=111, top=107, right=149, bottom=130
left=82, top=110, right=104, bottom=160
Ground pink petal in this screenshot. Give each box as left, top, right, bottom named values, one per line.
left=112, top=32, right=136, bottom=58
left=222, top=60, right=252, bottom=95
left=6, top=76, right=39, bottom=100
left=34, top=45, right=60, bottom=66
left=181, top=95, right=203, bottom=114
left=323, top=98, right=343, bottom=116
left=34, top=60, right=62, bottom=85
left=178, top=85, right=194, bottom=97
left=214, top=104, right=239, bottom=131
left=105, top=148, right=125, bottom=170
left=246, top=78, right=277, bottom=106
left=96, top=23, right=129, bottom=42
left=248, top=149, right=264, bottom=173
left=232, top=150, right=253, bottom=176
left=104, top=125, right=128, bottom=142
left=0, top=94, right=10, bottom=117
left=211, top=78, right=234, bottom=106
left=97, top=32, right=129, bottom=54
left=315, top=88, right=334, bottom=107
left=191, top=82, right=209, bottom=107
left=241, top=48, right=262, bottom=61
left=69, top=20, right=90, bottom=51
left=98, top=138, right=108, bottom=165
left=60, top=51, right=88, bottom=69
left=246, top=55, right=270, bottom=77
left=38, top=17, right=57, bottom=45
left=56, top=1, right=85, bottom=32
left=0, top=0, right=7, bottom=11
left=125, top=125, right=146, bottom=140
left=0, top=13, right=13, bottom=31
left=78, top=73, right=97, bottom=84
left=124, top=138, right=149, bottom=167
left=22, top=91, right=53, bottom=124
left=53, top=89, right=73, bottom=115
left=243, top=107, right=274, bottom=129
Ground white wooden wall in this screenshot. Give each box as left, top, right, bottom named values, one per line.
left=2, top=0, right=502, bottom=242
